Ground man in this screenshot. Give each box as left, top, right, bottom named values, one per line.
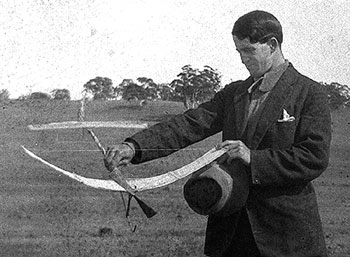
left=104, top=10, right=331, bottom=257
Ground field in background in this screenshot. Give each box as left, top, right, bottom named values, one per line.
left=0, top=99, right=349, bottom=256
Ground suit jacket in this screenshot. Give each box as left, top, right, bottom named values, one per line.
left=128, top=63, right=331, bottom=257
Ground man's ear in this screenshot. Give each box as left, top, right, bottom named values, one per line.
left=267, top=37, right=279, bottom=52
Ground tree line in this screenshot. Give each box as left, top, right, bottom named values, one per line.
left=1, top=65, right=349, bottom=110
left=82, top=65, right=221, bottom=109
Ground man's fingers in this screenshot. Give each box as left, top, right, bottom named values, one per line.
left=216, top=140, right=240, bottom=150
left=216, top=140, right=251, bottom=165
left=104, top=147, right=119, bottom=170
left=216, top=153, right=228, bottom=164
left=118, top=159, right=130, bottom=166
left=105, top=147, right=116, bottom=162
left=104, top=145, right=132, bottom=170
left=106, top=147, right=125, bottom=161
left=217, top=150, right=239, bottom=165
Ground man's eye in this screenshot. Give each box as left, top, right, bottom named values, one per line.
left=237, top=49, right=254, bottom=55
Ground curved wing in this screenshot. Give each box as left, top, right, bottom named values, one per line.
left=22, top=146, right=226, bottom=192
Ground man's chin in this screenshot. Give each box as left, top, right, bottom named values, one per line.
left=248, top=71, right=259, bottom=79
left=249, top=71, right=264, bottom=79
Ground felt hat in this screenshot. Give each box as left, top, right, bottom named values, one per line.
left=183, top=161, right=249, bottom=216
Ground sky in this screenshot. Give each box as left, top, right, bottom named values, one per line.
left=1, top=0, right=349, bottom=100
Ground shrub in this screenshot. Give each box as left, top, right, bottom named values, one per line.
left=29, top=92, right=51, bottom=100
left=321, top=82, right=350, bottom=110
left=0, top=89, right=10, bottom=102
left=83, top=77, right=114, bottom=100
left=170, top=65, right=221, bottom=109
left=51, top=89, right=71, bottom=100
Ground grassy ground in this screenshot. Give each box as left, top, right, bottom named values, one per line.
left=0, top=99, right=349, bottom=256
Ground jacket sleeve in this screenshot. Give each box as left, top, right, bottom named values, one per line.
left=127, top=89, right=228, bottom=163
left=250, top=82, right=332, bottom=187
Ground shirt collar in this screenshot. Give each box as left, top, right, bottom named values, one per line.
left=248, top=60, right=289, bottom=93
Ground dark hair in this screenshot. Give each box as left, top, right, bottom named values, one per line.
left=232, top=10, right=283, bottom=45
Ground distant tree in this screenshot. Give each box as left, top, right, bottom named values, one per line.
left=157, top=83, right=179, bottom=101
left=18, top=95, right=29, bottom=100
left=122, top=82, right=148, bottom=101
left=170, top=65, right=221, bottom=109
left=117, top=77, right=159, bottom=101
left=137, top=77, right=158, bottom=100
left=321, top=82, right=350, bottom=110
left=51, top=88, right=71, bottom=100
left=114, top=79, right=134, bottom=99
left=29, top=92, right=51, bottom=100
left=0, top=89, right=10, bottom=102
left=83, top=77, right=114, bottom=100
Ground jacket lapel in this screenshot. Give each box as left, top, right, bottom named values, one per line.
left=232, top=78, right=252, bottom=139
left=246, top=66, right=297, bottom=149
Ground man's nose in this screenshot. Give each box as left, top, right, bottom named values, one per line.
left=240, top=55, right=250, bottom=65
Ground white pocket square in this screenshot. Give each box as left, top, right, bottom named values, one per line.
left=277, top=109, right=295, bottom=122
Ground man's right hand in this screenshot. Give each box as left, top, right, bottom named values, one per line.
left=104, top=142, right=135, bottom=171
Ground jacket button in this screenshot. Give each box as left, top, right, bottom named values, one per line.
left=254, top=178, right=260, bottom=184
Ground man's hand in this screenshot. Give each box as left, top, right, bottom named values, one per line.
left=104, top=142, right=135, bottom=171
left=216, top=140, right=251, bottom=166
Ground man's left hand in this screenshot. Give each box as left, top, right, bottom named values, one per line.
left=216, top=140, right=251, bottom=166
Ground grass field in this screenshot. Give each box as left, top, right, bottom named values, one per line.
left=0, top=99, right=349, bottom=257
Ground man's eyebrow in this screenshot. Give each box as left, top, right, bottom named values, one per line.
left=236, top=46, right=255, bottom=52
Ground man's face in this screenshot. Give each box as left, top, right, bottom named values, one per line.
left=233, top=35, right=273, bottom=79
